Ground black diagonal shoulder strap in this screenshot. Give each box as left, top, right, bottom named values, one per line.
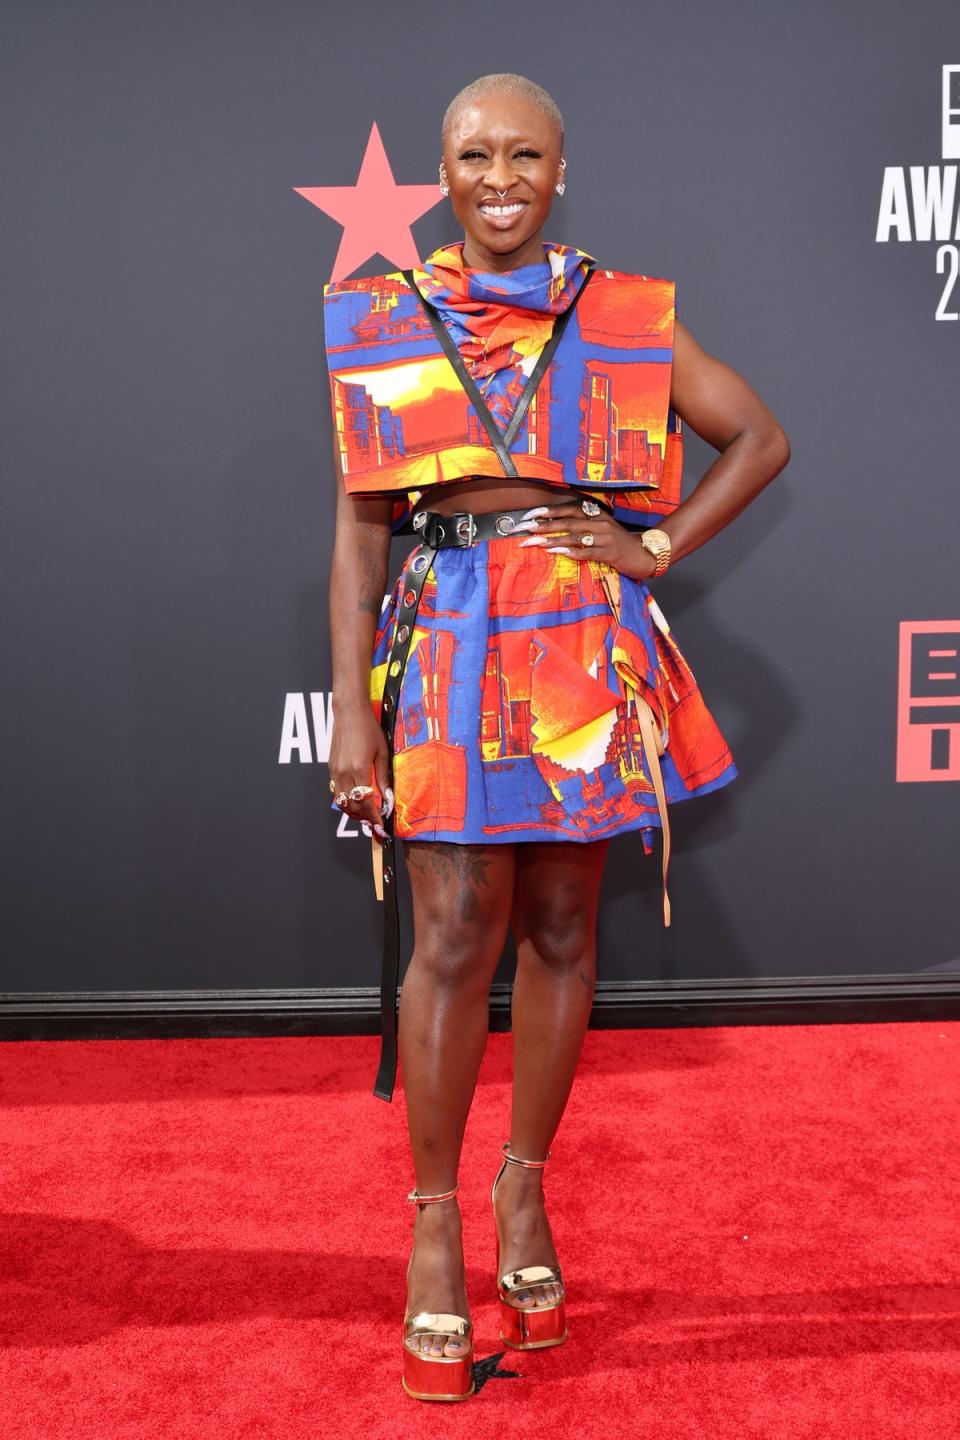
left=500, top=263, right=594, bottom=451
left=401, top=262, right=595, bottom=480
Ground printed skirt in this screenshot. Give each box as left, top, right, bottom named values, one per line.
left=369, top=534, right=738, bottom=855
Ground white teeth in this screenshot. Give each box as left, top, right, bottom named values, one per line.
left=481, top=203, right=525, bottom=216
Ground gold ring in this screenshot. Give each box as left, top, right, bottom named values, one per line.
left=581, top=531, right=596, bottom=547
left=328, top=779, right=336, bottom=794
left=334, top=791, right=349, bottom=809
left=349, top=784, right=375, bottom=801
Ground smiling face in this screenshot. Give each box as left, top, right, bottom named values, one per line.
left=440, top=92, right=564, bottom=272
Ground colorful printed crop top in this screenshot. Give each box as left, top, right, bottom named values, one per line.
left=321, top=260, right=684, bottom=532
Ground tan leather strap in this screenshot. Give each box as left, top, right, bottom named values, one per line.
left=372, top=835, right=383, bottom=901
left=598, top=566, right=671, bottom=927
left=636, top=695, right=672, bottom=927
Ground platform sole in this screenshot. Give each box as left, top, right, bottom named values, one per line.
left=498, top=1296, right=568, bottom=1350
left=401, top=1376, right=476, bottom=1402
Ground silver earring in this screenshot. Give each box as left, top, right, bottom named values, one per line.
left=555, top=182, right=565, bottom=195
left=439, top=172, right=449, bottom=196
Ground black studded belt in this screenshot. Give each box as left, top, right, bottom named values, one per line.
left=408, top=505, right=542, bottom=549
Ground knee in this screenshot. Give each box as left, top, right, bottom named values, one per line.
left=516, top=901, right=595, bottom=971
left=410, top=910, right=503, bottom=989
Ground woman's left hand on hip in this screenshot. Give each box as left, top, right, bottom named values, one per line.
left=514, top=500, right=657, bottom=581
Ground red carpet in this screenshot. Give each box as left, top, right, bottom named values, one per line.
left=1, top=1022, right=958, bottom=1438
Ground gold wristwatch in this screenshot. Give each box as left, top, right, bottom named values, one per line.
left=639, top=527, right=672, bottom=577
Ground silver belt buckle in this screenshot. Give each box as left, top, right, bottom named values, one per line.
left=453, top=512, right=477, bottom=547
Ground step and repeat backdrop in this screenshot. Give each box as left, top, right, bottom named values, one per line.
left=2, top=1, right=957, bottom=994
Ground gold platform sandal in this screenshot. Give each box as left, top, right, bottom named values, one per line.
left=402, top=1182, right=475, bottom=1402
left=491, top=1143, right=568, bottom=1350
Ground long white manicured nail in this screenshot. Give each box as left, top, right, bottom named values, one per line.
left=382, top=787, right=395, bottom=819
left=510, top=519, right=539, bottom=532
left=546, top=546, right=573, bottom=555
left=520, top=506, right=550, bottom=520
left=518, top=537, right=547, bottom=547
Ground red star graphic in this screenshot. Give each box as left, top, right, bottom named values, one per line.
left=295, top=123, right=442, bottom=281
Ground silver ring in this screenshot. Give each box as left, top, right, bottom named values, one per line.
left=581, top=499, right=601, bottom=516
left=581, top=531, right=596, bottom=547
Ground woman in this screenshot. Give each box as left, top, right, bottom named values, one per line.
left=323, top=72, right=789, bottom=1401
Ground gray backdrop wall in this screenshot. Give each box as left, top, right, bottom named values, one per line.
left=2, top=0, right=958, bottom=1016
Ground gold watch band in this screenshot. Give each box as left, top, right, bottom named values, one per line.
left=639, top=527, right=672, bottom=577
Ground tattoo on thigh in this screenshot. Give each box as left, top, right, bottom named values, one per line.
left=406, top=842, right=493, bottom=923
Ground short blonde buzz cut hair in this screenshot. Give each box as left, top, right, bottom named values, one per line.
left=442, top=72, right=564, bottom=150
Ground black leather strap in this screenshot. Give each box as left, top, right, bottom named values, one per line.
left=400, top=263, right=595, bottom=479
left=372, top=538, right=439, bottom=1101
left=499, top=269, right=594, bottom=452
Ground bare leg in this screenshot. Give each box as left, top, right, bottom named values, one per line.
left=401, top=840, right=515, bottom=1356
left=494, top=840, right=608, bottom=1309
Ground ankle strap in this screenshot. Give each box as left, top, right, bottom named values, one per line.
left=500, top=1141, right=551, bottom=1169
left=406, top=1182, right=459, bottom=1204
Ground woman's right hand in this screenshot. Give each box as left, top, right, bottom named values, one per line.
left=328, top=701, right=393, bottom=838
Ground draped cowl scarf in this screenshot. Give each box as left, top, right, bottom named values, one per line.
left=410, top=240, right=596, bottom=429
